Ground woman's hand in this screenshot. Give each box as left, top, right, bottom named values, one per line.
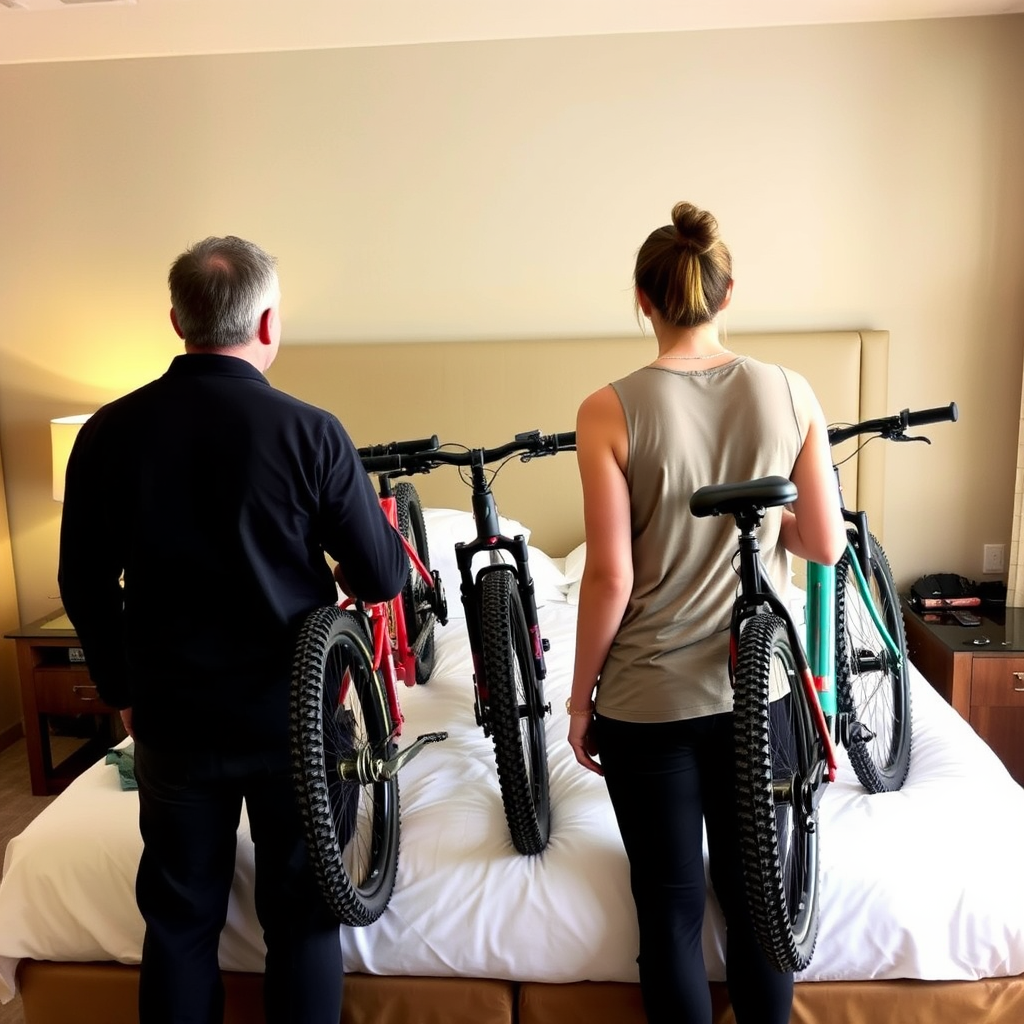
left=568, top=714, right=603, bottom=776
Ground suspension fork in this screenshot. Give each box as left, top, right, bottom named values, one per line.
left=456, top=468, right=493, bottom=728
left=833, top=462, right=870, bottom=582
left=457, top=454, right=550, bottom=728
left=835, top=494, right=901, bottom=663
left=839, top=539, right=902, bottom=664
left=842, top=507, right=872, bottom=581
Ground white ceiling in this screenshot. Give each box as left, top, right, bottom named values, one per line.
left=1, top=0, right=1023, bottom=65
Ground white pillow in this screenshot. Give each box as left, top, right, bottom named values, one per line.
left=421, top=508, right=534, bottom=620
left=527, top=547, right=569, bottom=605
left=786, top=582, right=807, bottom=629
left=564, top=541, right=586, bottom=584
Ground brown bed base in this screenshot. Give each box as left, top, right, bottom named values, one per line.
left=17, top=961, right=1024, bottom=1024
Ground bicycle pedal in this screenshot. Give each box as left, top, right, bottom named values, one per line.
left=417, top=731, right=448, bottom=744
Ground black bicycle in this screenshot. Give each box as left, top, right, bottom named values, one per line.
left=690, top=402, right=957, bottom=972
left=359, top=429, right=577, bottom=856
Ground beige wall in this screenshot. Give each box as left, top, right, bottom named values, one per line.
left=0, top=443, right=22, bottom=742
left=0, top=17, right=1023, bottom=738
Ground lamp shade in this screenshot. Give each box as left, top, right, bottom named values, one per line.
left=50, top=415, right=91, bottom=502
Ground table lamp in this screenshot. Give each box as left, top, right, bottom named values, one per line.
left=50, top=415, right=91, bottom=502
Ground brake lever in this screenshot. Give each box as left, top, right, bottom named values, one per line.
left=523, top=442, right=557, bottom=461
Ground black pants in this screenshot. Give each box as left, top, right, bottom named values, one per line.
left=595, top=711, right=794, bottom=1024
left=134, top=743, right=343, bottom=1024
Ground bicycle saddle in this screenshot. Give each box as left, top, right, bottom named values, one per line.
left=690, top=475, right=797, bottom=519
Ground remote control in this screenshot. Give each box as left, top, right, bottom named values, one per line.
left=951, top=609, right=981, bottom=627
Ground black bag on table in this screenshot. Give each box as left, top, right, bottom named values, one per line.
left=909, top=573, right=980, bottom=609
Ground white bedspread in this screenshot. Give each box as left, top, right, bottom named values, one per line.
left=3, top=600, right=1024, bottom=1003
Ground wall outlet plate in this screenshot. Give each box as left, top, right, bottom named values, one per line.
left=983, top=544, right=1006, bottom=574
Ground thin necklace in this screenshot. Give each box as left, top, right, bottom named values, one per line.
left=658, top=349, right=733, bottom=361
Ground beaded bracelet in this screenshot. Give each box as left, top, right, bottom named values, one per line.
left=565, top=697, right=595, bottom=717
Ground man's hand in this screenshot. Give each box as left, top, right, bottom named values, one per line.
left=120, top=707, right=135, bottom=739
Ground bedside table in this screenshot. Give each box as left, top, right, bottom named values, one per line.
left=902, top=598, right=1024, bottom=786
left=5, top=609, right=125, bottom=795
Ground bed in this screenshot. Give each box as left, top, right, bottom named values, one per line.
left=2, top=331, right=1023, bottom=1024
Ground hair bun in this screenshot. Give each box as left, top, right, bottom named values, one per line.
left=671, top=201, right=719, bottom=256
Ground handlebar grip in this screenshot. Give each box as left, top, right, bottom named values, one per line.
left=361, top=454, right=406, bottom=473
left=357, top=435, right=440, bottom=459
left=391, top=434, right=440, bottom=455
left=551, top=431, right=577, bottom=450
left=904, top=402, right=958, bottom=427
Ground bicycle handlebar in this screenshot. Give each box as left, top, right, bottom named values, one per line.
left=827, top=402, right=958, bottom=447
left=358, top=435, right=440, bottom=460
left=359, top=429, right=577, bottom=476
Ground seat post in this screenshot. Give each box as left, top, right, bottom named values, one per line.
left=734, top=509, right=766, bottom=599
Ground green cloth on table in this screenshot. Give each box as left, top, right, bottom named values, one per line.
left=105, top=741, right=138, bottom=791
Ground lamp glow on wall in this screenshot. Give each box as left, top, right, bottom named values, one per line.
left=50, top=415, right=91, bottom=503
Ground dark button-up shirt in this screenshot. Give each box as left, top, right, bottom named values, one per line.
left=58, top=353, right=407, bottom=754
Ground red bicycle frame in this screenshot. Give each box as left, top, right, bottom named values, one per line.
left=337, top=494, right=434, bottom=737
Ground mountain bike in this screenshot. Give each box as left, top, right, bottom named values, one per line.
left=689, top=402, right=957, bottom=972
left=360, top=428, right=577, bottom=856
left=290, top=435, right=450, bottom=926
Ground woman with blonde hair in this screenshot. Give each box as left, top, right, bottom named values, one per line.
left=567, top=202, right=845, bottom=1023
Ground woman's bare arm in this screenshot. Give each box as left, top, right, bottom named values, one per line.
left=780, top=376, right=846, bottom=566
left=568, top=386, right=633, bottom=775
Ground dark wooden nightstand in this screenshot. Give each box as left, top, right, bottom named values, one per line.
left=5, top=609, right=125, bottom=795
left=902, top=598, right=1024, bottom=786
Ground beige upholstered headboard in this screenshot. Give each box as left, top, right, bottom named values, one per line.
left=269, top=331, right=889, bottom=557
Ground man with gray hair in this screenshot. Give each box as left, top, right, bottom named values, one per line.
left=58, top=235, right=408, bottom=1024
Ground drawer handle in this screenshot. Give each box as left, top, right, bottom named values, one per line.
left=72, top=685, right=99, bottom=702
left=1014, top=671, right=1024, bottom=692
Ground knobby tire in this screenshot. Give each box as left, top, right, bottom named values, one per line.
left=733, top=613, right=824, bottom=973
left=290, top=606, right=400, bottom=926
left=479, top=568, right=550, bottom=855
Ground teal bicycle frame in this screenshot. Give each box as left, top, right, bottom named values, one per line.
left=805, top=545, right=903, bottom=720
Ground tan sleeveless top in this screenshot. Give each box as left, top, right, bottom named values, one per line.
left=595, top=356, right=809, bottom=723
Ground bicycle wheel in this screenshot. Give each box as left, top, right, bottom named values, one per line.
left=479, top=568, right=551, bottom=855
left=395, top=481, right=436, bottom=684
left=290, top=605, right=400, bottom=926
left=733, top=613, right=824, bottom=973
left=835, top=530, right=912, bottom=793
